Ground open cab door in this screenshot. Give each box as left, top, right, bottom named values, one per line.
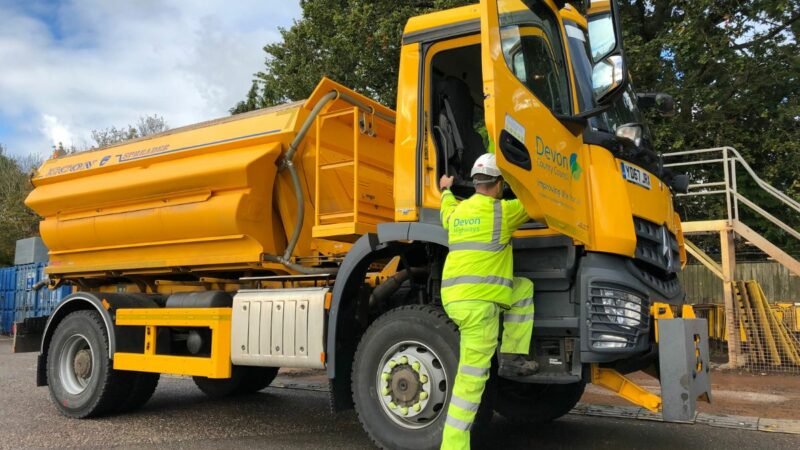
left=479, top=0, right=592, bottom=244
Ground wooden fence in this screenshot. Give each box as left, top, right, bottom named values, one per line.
left=680, top=261, right=800, bottom=305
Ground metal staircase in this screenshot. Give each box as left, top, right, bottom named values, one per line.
left=662, top=146, right=800, bottom=367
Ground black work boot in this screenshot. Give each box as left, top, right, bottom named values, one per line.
left=498, top=353, right=539, bottom=377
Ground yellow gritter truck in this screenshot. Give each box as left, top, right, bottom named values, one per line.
left=16, top=1, right=710, bottom=448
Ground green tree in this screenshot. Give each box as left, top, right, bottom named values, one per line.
left=233, top=0, right=473, bottom=112
left=230, top=81, right=262, bottom=115
left=90, top=114, right=169, bottom=148
left=618, top=0, right=799, bottom=250
left=0, top=144, right=41, bottom=266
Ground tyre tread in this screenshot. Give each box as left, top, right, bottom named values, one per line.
left=351, top=304, right=460, bottom=450
left=48, top=310, right=134, bottom=418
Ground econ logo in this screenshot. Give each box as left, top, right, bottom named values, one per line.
left=569, top=153, right=582, bottom=181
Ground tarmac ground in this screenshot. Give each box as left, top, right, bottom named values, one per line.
left=1, top=337, right=798, bottom=449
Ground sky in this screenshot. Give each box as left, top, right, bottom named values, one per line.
left=0, top=0, right=302, bottom=158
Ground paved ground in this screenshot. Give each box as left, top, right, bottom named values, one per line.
left=1, top=337, right=798, bottom=449
left=581, top=369, right=800, bottom=420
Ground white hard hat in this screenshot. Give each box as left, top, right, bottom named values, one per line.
left=470, top=153, right=502, bottom=178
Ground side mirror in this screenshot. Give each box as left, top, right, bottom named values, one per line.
left=670, top=174, right=690, bottom=194
left=587, top=0, right=628, bottom=104
left=637, top=92, right=676, bottom=117
left=591, top=54, right=624, bottom=102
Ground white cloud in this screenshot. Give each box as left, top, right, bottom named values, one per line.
left=40, top=114, right=73, bottom=148
left=0, top=0, right=301, bottom=157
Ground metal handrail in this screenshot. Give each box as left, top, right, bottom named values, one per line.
left=662, top=146, right=799, bottom=241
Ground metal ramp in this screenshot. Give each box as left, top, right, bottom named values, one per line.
left=663, top=146, right=800, bottom=367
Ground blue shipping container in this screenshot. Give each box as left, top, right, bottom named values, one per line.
left=1, top=263, right=71, bottom=334
left=1, top=310, right=12, bottom=335
left=0, top=267, right=16, bottom=292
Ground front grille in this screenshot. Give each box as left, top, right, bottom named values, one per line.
left=633, top=217, right=681, bottom=274
left=588, top=284, right=650, bottom=350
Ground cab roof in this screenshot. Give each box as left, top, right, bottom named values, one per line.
left=402, top=3, right=587, bottom=44
left=402, top=4, right=480, bottom=44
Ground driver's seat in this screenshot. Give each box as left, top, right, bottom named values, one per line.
left=433, top=76, right=486, bottom=181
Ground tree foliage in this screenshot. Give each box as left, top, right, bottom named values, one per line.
left=0, top=144, right=41, bottom=266
left=90, top=114, right=169, bottom=148
left=231, top=0, right=473, bottom=112
left=236, top=0, right=799, bottom=250
left=618, top=0, right=799, bottom=249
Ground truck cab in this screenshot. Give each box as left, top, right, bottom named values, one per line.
left=393, top=0, right=685, bottom=371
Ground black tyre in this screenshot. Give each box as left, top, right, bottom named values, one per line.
left=193, top=366, right=278, bottom=398
left=494, top=378, right=586, bottom=424
left=352, top=305, right=494, bottom=450
left=193, top=367, right=245, bottom=398
left=118, top=372, right=160, bottom=412
left=47, top=310, right=134, bottom=418
left=235, top=367, right=279, bottom=394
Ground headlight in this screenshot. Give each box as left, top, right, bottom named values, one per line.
left=593, top=334, right=628, bottom=349
left=589, top=285, right=649, bottom=350
left=599, top=289, right=644, bottom=327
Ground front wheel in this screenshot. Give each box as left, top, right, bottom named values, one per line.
left=351, top=305, right=493, bottom=450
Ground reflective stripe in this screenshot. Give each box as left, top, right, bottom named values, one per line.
left=449, top=241, right=507, bottom=252
left=491, top=200, right=502, bottom=243
left=441, top=275, right=513, bottom=288
left=512, top=297, right=534, bottom=308
left=446, top=414, right=472, bottom=431
left=504, top=312, right=534, bottom=323
left=460, top=364, right=489, bottom=377
left=450, top=395, right=480, bottom=412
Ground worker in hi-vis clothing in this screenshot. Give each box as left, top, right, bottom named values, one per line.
left=439, top=153, right=537, bottom=450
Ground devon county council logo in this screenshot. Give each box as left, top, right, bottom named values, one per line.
left=569, top=153, right=582, bottom=181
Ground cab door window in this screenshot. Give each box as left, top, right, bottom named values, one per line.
left=498, top=0, right=571, bottom=116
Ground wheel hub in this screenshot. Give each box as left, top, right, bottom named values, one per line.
left=376, top=341, right=449, bottom=429
left=390, top=368, right=420, bottom=403
left=73, top=349, right=92, bottom=379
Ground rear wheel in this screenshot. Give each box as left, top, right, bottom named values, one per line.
left=236, top=367, right=279, bottom=394
left=193, top=366, right=279, bottom=398
left=193, top=367, right=245, bottom=398
left=494, top=378, right=586, bottom=424
left=47, top=310, right=133, bottom=418
left=118, top=372, right=160, bottom=412
left=352, top=305, right=493, bottom=450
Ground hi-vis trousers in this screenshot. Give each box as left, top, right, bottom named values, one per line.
left=440, top=277, right=534, bottom=450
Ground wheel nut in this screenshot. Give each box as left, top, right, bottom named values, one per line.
left=420, top=374, right=428, bottom=384
left=412, top=361, right=420, bottom=372
left=381, top=372, right=391, bottom=381
left=399, top=356, right=408, bottom=365
left=388, top=359, right=397, bottom=368
left=419, top=391, right=428, bottom=400
left=382, top=387, right=390, bottom=396
left=388, top=402, right=397, bottom=409
left=413, top=402, right=422, bottom=412
left=400, top=406, right=408, bottom=415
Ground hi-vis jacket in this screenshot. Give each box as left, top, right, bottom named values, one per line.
left=440, top=190, right=530, bottom=308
